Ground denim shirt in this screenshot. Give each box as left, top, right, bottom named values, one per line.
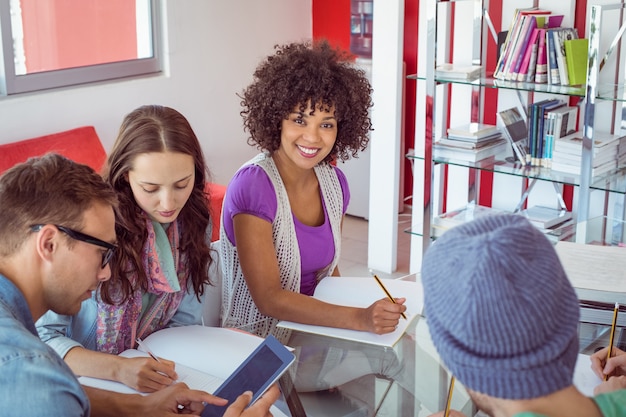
left=36, top=281, right=204, bottom=358
left=0, top=274, right=90, bottom=416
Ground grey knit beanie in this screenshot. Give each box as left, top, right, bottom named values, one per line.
left=421, top=214, right=580, bottom=399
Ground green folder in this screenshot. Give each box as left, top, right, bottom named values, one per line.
left=564, top=38, right=588, bottom=86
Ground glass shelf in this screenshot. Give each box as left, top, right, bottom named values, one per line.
left=407, top=73, right=587, bottom=97
left=409, top=73, right=626, bottom=102
left=405, top=152, right=626, bottom=195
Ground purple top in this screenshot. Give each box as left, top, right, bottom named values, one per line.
left=222, top=164, right=350, bottom=295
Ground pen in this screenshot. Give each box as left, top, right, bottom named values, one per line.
left=605, top=302, right=620, bottom=381
left=136, top=337, right=161, bottom=363
left=444, top=376, right=455, bottom=417
left=373, top=274, right=407, bottom=320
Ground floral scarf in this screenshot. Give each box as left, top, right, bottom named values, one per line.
left=96, top=217, right=188, bottom=354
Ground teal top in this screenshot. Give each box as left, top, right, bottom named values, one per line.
left=513, top=389, right=626, bottom=417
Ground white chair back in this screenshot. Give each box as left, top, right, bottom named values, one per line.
left=202, top=240, right=222, bottom=327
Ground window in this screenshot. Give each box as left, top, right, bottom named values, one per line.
left=0, top=0, right=161, bottom=95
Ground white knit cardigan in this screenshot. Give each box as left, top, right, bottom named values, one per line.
left=219, top=153, right=343, bottom=343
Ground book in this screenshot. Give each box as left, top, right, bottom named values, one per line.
left=433, top=203, right=504, bottom=237
left=78, top=325, right=291, bottom=417
left=435, top=63, right=482, bottom=81
left=277, top=276, right=424, bottom=347
left=554, top=131, right=623, bottom=156
left=551, top=159, right=617, bottom=177
left=517, top=27, right=540, bottom=82
left=497, top=107, right=529, bottom=165
left=534, top=28, right=548, bottom=83
left=553, top=28, right=579, bottom=86
left=507, top=15, right=537, bottom=81
left=529, top=99, right=564, bottom=165
left=546, top=28, right=561, bottom=85
left=564, top=38, right=589, bottom=86
left=534, top=99, right=565, bottom=166
left=494, top=9, right=526, bottom=80
left=520, top=205, right=573, bottom=229
left=542, top=112, right=557, bottom=167
left=433, top=138, right=509, bottom=162
left=437, top=136, right=504, bottom=150
left=496, top=31, right=509, bottom=62
left=549, top=106, right=579, bottom=139
left=446, top=123, right=499, bottom=140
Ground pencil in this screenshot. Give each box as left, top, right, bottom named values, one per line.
left=136, top=337, right=161, bottom=363
left=444, top=376, right=455, bottom=417
left=605, top=302, right=620, bottom=381
left=373, top=274, right=407, bottom=320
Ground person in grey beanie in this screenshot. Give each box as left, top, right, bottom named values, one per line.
left=421, top=214, right=626, bottom=417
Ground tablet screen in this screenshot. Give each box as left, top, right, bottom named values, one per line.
left=201, top=335, right=294, bottom=417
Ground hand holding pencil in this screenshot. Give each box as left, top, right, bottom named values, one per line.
left=361, top=275, right=407, bottom=334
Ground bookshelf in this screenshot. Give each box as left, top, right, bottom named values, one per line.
left=407, top=0, right=626, bottom=272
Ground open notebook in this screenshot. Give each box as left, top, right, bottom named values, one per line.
left=277, top=276, right=424, bottom=347
left=78, top=326, right=293, bottom=417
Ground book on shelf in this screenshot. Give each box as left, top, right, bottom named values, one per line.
left=553, top=27, right=580, bottom=86
left=437, top=136, right=504, bottom=150
left=546, top=28, right=561, bottom=85
left=506, top=14, right=538, bottom=81
left=551, top=159, right=617, bottom=178
left=433, top=203, right=504, bottom=237
left=433, top=138, right=509, bottom=163
left=277, top=276, right=424, bottom=347
left=496, top=31, right=509, bottom=62
left=520, top=205, right=573, bottom=229
left=78, top=326, right=293, bottom=414
left=564, top=38, right=589, bottom=86
left=493, top=8, right=526, bottom=80
left=551, top=149, right=617, bottom=169
left=530, top=99, right=565, bottom=167
left=549, top=106, right=579, bottom=139
left=497, top=106, right=529, bottom=165
left=517, top=27, right=540, bottom=82
left=543, top=217, right=576, bottom=243
left=534, top=28, right=548, bottom=83
left=446, top=122, right=499, bottom=140
left=435, top=63, right=482, bottom=81
left=553, top=131, right=624, bottom=156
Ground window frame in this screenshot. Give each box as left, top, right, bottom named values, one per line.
left=0, top=0, right=162, bottom=95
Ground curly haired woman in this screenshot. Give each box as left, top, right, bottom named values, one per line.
left=220, top=40, right=407, bottom=343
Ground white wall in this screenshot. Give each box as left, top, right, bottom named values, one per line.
left=0, top=0, right=312, bottom=186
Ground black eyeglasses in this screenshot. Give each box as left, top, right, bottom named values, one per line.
left=31, top=224, right=117, bottom=269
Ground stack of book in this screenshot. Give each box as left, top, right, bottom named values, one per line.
left=551, top=132, right=624, bottom=178
left=435, top=63, right=482, bottom=81
left=519, top=205, right=575, bottom=242
left=432, top=203, right=504, bottom=238
left=434, top=123, right=508, bottom=162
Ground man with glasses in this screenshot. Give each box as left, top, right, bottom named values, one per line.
left=0, top=153, right=278, bottom=417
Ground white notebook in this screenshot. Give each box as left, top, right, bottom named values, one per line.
left=277, top=276, right=424, bottom=347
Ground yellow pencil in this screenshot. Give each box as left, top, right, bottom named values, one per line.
left=605, top=302, right=620, bottom=381
left=373, top=274, right=407, bottom=320
left=444, top=376, right=455, bottom=417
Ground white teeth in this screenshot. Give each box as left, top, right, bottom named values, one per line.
left=297, top=145, right=318, bottom=155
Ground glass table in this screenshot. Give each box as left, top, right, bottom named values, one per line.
left=274, top=273, right=617, bottom=417
left=273, top=274, right=475, bottom=417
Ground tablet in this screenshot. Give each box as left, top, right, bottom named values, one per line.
left=201, top=334, right=295, bottom=417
